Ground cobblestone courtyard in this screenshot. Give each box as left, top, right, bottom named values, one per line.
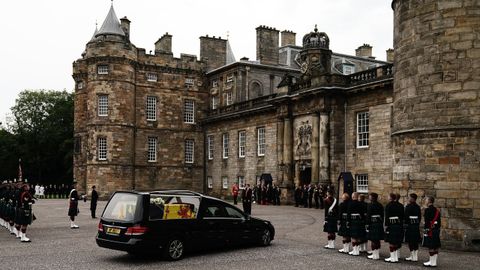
left=1, top=199, right=478, bottom=269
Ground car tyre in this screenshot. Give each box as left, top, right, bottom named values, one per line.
left=163, top=238, right=185, bottom=261
left=259, top=229, right=272, bottom=246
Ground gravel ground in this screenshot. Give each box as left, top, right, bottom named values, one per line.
left=0, top=199, right=478, bottom=270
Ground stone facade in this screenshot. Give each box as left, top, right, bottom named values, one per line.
left=73, top=3, right=479, bottom=250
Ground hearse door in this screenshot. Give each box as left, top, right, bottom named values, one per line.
left=224, top=205, right=251, bottom=244
left=197, top=204, right=229, bottom=248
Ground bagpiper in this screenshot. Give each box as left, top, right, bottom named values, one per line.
left=384, top=193, right=404, bottom=263
left=323, top=190, right=338, bottom=249
left=15, top=184, right=35, bottom=242
left=366, top=192, right=384, bottom=260
left=68, top=181, right=80, bottom=229
left=404, top=193, right=421, bottom=262
left=338, top=193, right=352, bottom=253
left=423, top=196, right=441, bottom=267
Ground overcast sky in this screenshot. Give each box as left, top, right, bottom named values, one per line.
left=0, top=0, right=393, bottom=125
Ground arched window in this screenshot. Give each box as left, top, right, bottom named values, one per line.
left=251, top=81, right=263, bottom=98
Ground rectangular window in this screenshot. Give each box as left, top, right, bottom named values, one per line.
left=238, top=130, right=246, bottom=158
left=77, top=81, right=84, bottom=90
left=207, top=135, right=214, bottom=160
left=238, top=176, right=245, bottom=189
left=185, top=78, right=195, bottom=85
left=147, top=73, right=158, bottom=82
left=184, top=99, right=195, bottom=124
left=257, top=127, right=266, bottom=156
left=97, top=137, right=107, bottom=161
left=226, top=92, right=233, bottom=105
left=226, top=74, right=234, bottom=83
left=97, top=65, right=109, bottom=75
left=74, top=137, right=81, bottom=154
left=185, top=139, right=194, bottom=164
left=98, top=95, right=108, bottom=116
left=211, top=96, right=218, bottom=110
left=356, top=174, right=368, bottom=193
left=146, top=96, right=157, bottom=121
left=207, top=176, right=213, bottom=189
left=343, top=65, right=355, bottom=75
left=222, top=176, right=228, bottom=189
left=222, top=133, right=229, bottom=159
left=147, top=137, right=157, bottom=162
left=212, top=80, right=219, bottom=88
left=357, top=112, right=369, bottom=148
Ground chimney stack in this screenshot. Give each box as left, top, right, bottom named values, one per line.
left=256, top=25, right=279, bottom=65
left=155, top=33, right=172, bottom=54
left=355, top=44, right=374, bottom=58
left=281, top=30, right=296, bottom=47
left=386, top=48, right=394, bottom=62
left=199, top=35, right=227, bottom=71
left=120, top=16, right=130, bottom=39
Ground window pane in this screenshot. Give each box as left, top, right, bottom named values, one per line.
left=238, top=131, right=246, bottom=158
left=207, top=176, right=213, bottom=189
left=184, top=100, right=195, bottom=123
left=97, top=137, right=107, bottom=161
left=146, top=96, right=157, bottom=121
left=148, top=137, right=157, bottom=162
left=207, top=135, right=214, bottom=160
left=222, top=133, right=229, bottom=159
left=185, top=139, right=194, bottom=163
left=257, top=127, right=265, bottom=156
left=357, top=112, right=369, bottom=148
left=98, top=95, right=108, bottom=116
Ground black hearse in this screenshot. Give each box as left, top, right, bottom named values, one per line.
left=96, top=190, right=275, bottom=260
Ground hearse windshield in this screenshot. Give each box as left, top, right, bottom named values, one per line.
left=103, top=193, right=141, bottom=222
left=149, top=194, right=200, bottom=220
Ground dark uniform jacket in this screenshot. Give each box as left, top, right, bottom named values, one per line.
left=323, top=196, right=338, bottom=233
left=337, top=199, right=351, bottom=237
left=385, top=201, right=405, bottom=245
left=68, top=189, right=80, bottom=217
left=423, top=205, right=441, bottom=249
left=366, top=201, right=384, bottom=241
left=348, top=200, right=366, bottom=238
left=404, top=202, right=422, bottom=243
left=90, top=190, right=98, bottom=210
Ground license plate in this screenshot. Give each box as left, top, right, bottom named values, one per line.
left=106, top=227, right=121, bottom=235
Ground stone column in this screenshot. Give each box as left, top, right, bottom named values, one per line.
left=311, top=114, right=319, bottom=185
left=283, top=117, right=293, bottom=187
left=319, top=113, right=329, bottom=185
left=276, top=119, right=284, bottom=185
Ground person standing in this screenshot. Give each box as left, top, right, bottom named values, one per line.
left=366, top=193, right=384, bottom=260
left=16, top=184, right=35, bottom=242
left=241, top=184, right=253, bottom=215
left=323, top=190, right=338, bottom=249
left=68, top=181, right=80, bottom=229
left=231, top=183, right=239, bottom=205
left=308, top=184, right=314, bottom=208
left=358, top=194, right=369, bottom=253
left=90, top=186, right=98, bottom=219
left=347, top=192, right=366, bottom=256
left=404, top=193, right=421, bottom=262
left=338, top=193, right=352, bottom=253
left=423, top=196, right=441, bottom=267
left=313, top=185, right=320, bottom=209
left=294, top=186, right=302, bottom=207
left=384, top=193, right=404, bottom=263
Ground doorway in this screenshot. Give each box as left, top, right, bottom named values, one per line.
left=299, top=167, right=312, bottom=186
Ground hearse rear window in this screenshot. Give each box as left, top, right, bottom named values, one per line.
left=103, top=193, right=140, bottom=222
left=149, top=195, right=200, bottom=220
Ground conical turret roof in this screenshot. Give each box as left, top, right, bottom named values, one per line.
left=95, top=4, right=125, bottom=37
left=89, top=23, right=98, bottom=42
left=226, top=40, right=236, bottom=65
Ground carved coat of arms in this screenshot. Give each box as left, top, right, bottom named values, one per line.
left=296, top=121, right=312, bottom=158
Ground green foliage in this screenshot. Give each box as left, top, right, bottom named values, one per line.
left=1, top=90, right=74, bottom=184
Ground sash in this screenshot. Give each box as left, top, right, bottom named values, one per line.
left=428, top=209, right=440, bottom=237
left=328, top=198, right=337, bottom=214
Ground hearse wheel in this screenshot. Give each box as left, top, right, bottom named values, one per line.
left=164, top=238, right=185, bottom=260
left=259, top=229, right=271, bottom=246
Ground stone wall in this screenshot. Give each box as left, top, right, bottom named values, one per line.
left=392, top=0, right=480, bottom=250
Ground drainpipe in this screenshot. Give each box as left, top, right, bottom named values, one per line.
left=344, top=99, right=347, bottom=172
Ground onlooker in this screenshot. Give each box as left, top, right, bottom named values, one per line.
left=231, top=183, right=239, bottom=205
left=90, top=186, right=98, bottom=218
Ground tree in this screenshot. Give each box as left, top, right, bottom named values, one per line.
left=9, top=90, right=74, bottom=184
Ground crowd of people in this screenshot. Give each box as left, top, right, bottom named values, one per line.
left=33, top=184, right=72, bottom=199
left=0, top=180, right=99, bottom=242
left=323, top=191, right=441, bottom=267
left=294, top=183, right=332, bottom=209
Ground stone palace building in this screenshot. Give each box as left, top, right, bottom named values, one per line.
left=73, top=1, right=479, bottom=250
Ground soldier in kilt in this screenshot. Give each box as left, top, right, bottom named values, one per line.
left=323, top=190, right=338, bottom=249
left=16, top=184, right=35, bottom=242
left=404, top=193, right=421, bottom=262
left=384, top=193, right=404, bottom=263
left=423, top=196, right=441, bottom=267
left=337, top=193, right=352, bottom=253
left=68, top=181, right=80, bottom=229
left=366, top=192, right=384, bottom=260
left=358, top=194, right=369, bottom=253
left=347, top=192, right=366, bottom=256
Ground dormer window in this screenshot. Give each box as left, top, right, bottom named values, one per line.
left=212, top=80, right=218, bottom=88
left=343, top=64, right=355, bottom=75
left=147, top=73, right=157, bottom=82
left=97, top=65, right=109, bottom=75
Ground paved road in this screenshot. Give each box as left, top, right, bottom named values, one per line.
left=1, top=199, right=478, bottom=270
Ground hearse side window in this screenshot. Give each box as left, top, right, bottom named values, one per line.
left=103, top=193, right=140, bottom=222
left=149, top=195, right=200, bottom=220
left=203, top=205, right=228, bottom=218
left=225, top=206, right=244, bottom=219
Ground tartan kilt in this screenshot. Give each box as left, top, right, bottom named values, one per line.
left=16, top=208, right=33, bottom=225
left=404, top=224, right=421, bottom=244
left=349, top=219, right=366, bottom=238
left=8, top=204, right=15, bottom=220
left=423, top=229, right=441, bottom=249
left=338, top=220, right=350, bottom=237
left=323, top=216, right=338, bottom=233
left=367, top=222, right=384, bottom=241
left=14, top=207, right=22, bottom=224
left=68, top=201, right=79, bottom=217
left=385, top=223, right=404, bottom=245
